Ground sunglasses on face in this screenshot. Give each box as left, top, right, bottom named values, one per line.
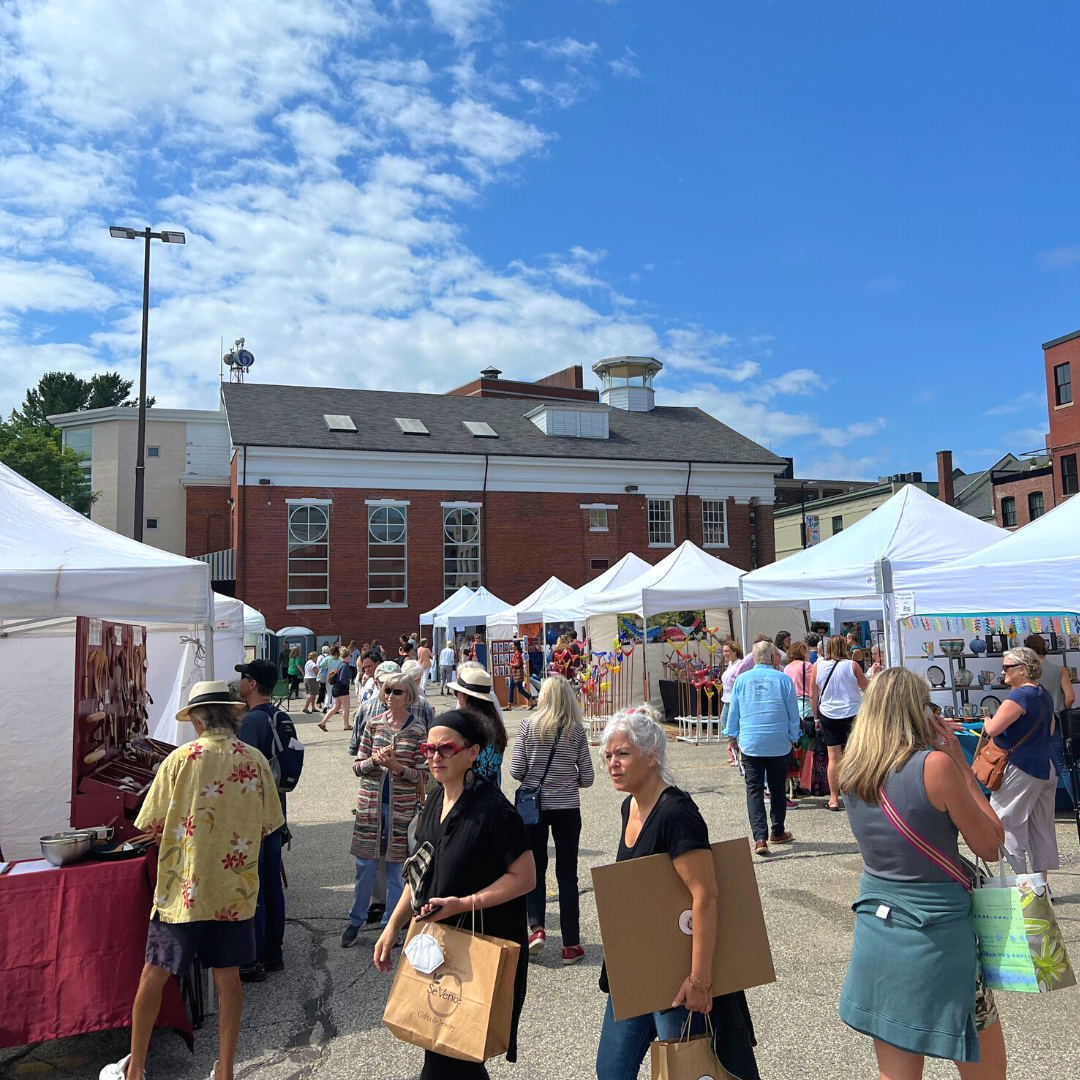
left=386, top=688, right=406, bottom=696
left=1001, top=663, right=1021, bottom=671
left=418, top=741, right=470, bottom=759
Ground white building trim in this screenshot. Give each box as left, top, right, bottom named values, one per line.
left=365, top=499, right=411, bottom=506
left=579, top=503, right=619, bottom=510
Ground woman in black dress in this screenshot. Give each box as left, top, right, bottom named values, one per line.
left=595, top=706, right=761, bottom=1080
left=374, top=710, right=535, bottom=1080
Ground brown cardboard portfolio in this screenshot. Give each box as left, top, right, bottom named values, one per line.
left=591, top=838, right=775, bottom=1021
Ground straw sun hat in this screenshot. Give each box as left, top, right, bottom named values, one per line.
left=176, top=680, right=248, bottom=723
left=446, top=667, right=499, bottom=704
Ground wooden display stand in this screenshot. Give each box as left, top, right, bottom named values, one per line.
left=488, top=639, right=514, bottom=708
left=71, top=616, right=174, bottom=840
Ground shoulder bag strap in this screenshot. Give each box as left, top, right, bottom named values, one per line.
left=879, top=788, right=973, bottom=892
left=983, top=697, right=1043, bottom=756
left=526, top=726, right=562, bottom=788
left=814, top=660, right=839, bottom=714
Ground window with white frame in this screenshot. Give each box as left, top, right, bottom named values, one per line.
left=444, top=507, right=481, bottom=598
left=701, top=500, right=727, bottom=546
left=368, top=505, right=407, bottom=606
left=589, top=508, right=609, bottom=531
left=647, top=499, right=674, bottom=546
left=287, top=502, right=330, bottom=608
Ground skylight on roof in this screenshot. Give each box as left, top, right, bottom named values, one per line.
left=323, top=414, right=356, bottom=432
left=463, top=420, right=498, bottom=438
left=395, top=417, right=429, bottom=435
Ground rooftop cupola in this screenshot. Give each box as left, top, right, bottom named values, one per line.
left=592, top=356, right=662, bottom=412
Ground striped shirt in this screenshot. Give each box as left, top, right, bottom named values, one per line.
left=509, top=718, right=595, bottom=811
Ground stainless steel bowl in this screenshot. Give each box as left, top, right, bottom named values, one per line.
left=39, top=831, right=95, bottom=867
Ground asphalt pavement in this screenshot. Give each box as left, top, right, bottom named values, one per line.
left=5, top=690, right=1080, bottom=1079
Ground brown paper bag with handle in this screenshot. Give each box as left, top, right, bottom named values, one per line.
left=382, top=918, right=520, bottom=1062
left=651, top=1016, right=732, bottom=1080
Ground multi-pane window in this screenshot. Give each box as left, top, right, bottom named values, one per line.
left=1063, top=454, right=1079, bottom=497
left=1055, top=362, right=1072, bottom=406
left=701, top=500, right=727, bottom=546
left=287, top=502, right=330, bottom=608
left=444, top=507, right=481, bottom=598
left=368, top=505, right=407, bottom=606
left=1001, top=496, right=1016, bottom=527
left=647, top=499, right=673, bottom=546
left=64, top=426, right=93, bottom=513
left=832, top=515, right=844, bottom=535
left=1028, top=491, right=1045, bottom=521
left=589, top=509, right=609, bottom=531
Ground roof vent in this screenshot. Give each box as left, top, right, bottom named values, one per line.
left=480, top=366, right=502, bottom=379
left=323, top=414, right=357, bottom=431
left=463, top=420, right=499, bottom=438
left=395, top=417, right=429, bottom=435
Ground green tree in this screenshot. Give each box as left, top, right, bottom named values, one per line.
left=12, top=370, right=154, bottom=429
left=0, top=420, right=97, bottom=515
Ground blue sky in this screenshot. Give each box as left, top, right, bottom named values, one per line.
left=1, top=1, right=1078, bottom=480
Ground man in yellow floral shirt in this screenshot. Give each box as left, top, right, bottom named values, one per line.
left=99, top=682, right=283, bottom=1080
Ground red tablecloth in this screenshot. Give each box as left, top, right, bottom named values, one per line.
left=0, top=852, right=193, bottom=1050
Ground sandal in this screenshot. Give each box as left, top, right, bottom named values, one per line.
left=826, top=803, right=844, bottom=812
left=317, top=721, right=328, bottom=732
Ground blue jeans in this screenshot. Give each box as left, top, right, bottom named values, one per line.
left=596, top=993, right=761, bottom=1080
left=254, top=826, right=285, bottom=966
left=349, top=803, right=404, bottom=927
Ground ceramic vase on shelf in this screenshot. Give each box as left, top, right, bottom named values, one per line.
left=955, top=668, right=974, bottom=688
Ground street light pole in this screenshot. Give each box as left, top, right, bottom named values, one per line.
left=109, top=225, right=186, bottom=543
left=134, top=227, right=152, bottom=543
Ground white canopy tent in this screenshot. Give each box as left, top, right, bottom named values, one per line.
left=584, top=541, right=744, bottom=619
left=421, top=586, right=474, bottom=653
left=434, top=586, right=511, bottom=630
left=487, top=577, right=575, bottom=640
left=0, top=461, right=217, bottom=860
left=542, top=553, right=654, bottom=625
left=738, top=484, right=1007, bottom=665
left=893, top=488, right=1080, bottom=616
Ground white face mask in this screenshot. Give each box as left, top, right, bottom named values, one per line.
left=404, top=929, right=445, bottom=975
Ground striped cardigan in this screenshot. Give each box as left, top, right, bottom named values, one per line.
left=350, top=709, right=427, bottom=863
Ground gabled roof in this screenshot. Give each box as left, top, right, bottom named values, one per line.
left=220, top=382, right=783, bottom=466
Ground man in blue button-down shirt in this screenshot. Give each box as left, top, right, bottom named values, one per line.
left=725, top=639, right=802, bottom=856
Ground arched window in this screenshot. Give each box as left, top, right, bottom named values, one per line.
left=287, top=502, right=330, bottom=608
left=368, top=505, right=407, bottom=606
left=443, top=507, right=480, bottom=598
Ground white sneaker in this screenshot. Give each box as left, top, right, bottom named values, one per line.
left=99, top=1056, right=132, bottom=1080
left=208, top=1061, right=219, bottom=1080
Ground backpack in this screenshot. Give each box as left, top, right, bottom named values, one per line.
left=259, top=704, right=305, bottom=793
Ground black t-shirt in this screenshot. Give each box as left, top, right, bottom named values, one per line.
left=617, top=786, right=711, bottom=863
left=413, top=776, right=530, bottom=1061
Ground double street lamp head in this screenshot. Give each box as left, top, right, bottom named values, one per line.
left=108, top=226, right=186, bottom=244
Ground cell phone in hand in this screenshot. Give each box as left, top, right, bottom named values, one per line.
left=416, top=904, right=444, bottom=922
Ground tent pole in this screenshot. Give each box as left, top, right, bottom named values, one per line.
left=739, top=600, right=750, bottom=655
left=641, top=607, right=650, bottom=705
left=204, top=621, right=215, bottom=681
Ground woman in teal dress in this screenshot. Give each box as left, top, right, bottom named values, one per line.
left=839, top=668, right=1007, bottom=1079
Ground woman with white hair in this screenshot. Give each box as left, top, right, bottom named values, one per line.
left=985, top=646, right=1059, bottom=879
left=342, top=670, right=427, bottom=948
left=510, top=674, right=595, bottom=964
left=595, top=706, right=761, bottom=1080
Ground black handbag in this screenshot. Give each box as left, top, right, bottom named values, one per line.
left=514, top=730, right=561, bottom=827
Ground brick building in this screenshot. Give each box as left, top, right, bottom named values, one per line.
left=219, top=357, right=784, bottom=642
left=1044, top=329, right=1080, bottom=504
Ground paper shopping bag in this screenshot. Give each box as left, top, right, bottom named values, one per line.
left=382, top=919, right=520, bottom=1061
left=972, top=873, right=1075, bottom=993
left=592, top=839, right=775, bottom=1021
left=651, top=1030, right=732, bottom=1080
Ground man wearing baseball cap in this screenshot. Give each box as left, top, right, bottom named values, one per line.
left=235, top=658, right=290, bottom=982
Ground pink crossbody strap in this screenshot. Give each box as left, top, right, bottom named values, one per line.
left=879, top=790, right=972, bottom=893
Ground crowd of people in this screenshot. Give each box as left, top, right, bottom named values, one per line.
left=97, top=621, right=1069, bottom=1080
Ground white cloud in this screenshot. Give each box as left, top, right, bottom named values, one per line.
left=1036, top=246, right=1080, bottom=270
left=426, top=0, right=496, bottom=45
left=609, top=47, right=641, bottom=79
left=525, top=37, right=599, bottom=64
left=985, top=390, right=1043, bottom=416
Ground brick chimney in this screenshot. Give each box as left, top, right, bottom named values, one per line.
left=936, top=450, right=955, bottom=505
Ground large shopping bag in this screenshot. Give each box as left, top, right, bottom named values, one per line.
left=651, top=1016, right=732, bottom=1080
left=382, top=919, right=520, bottom=1062
left=799, top=747, right=830, bottom=797
left=972, top=865, right=1076, bottom=994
